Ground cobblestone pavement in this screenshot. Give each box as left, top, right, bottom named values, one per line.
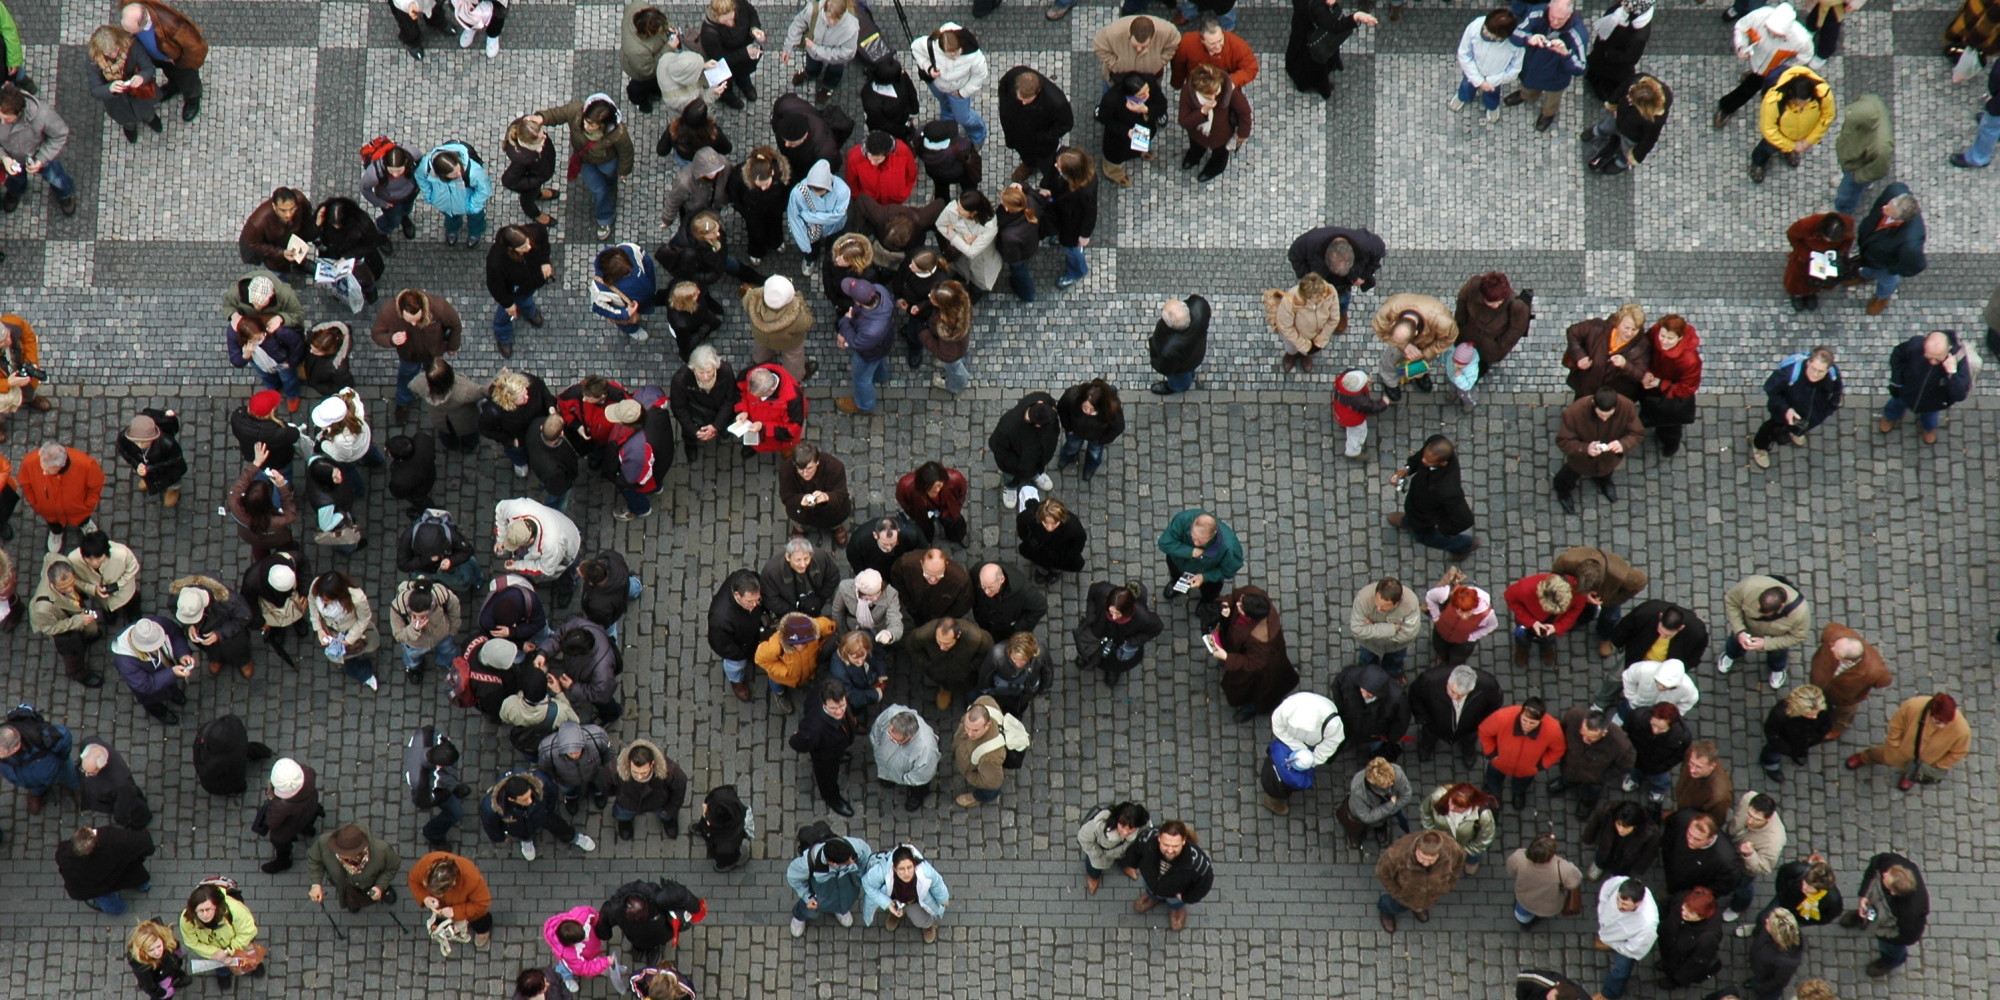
left=0, top=0, right=1993, bottom=998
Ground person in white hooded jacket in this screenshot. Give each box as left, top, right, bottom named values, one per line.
left=910, top=23, right=989, bottom=146
left=1714, top=3, right=1812, bottom=128
left=860, top=843, right=951, bottom=942
left=1620, top=657, right=1699, bottom=720
left=657, top=30, right=726, bottom=117
left=1596, top=875, right=1660, bottom=999
left=1451, top=9, right=1523, bottom=124
left=493, top=497, right=582, bottom=587
left=1260, top=690, right=1346, bottom=813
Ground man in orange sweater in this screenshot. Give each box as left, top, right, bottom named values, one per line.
left=1169, top=18, right=1259, bottom=92
left=1479, top=697, right=1567, bottom=809
left=18, top=441, right=104, bottom=552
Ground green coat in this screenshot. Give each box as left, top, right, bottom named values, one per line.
left=304, top=828, right=402, bottom=900
left=1835, top=94, right=1893, bottom=185
left=1155, top=509, right=1245, bottom=583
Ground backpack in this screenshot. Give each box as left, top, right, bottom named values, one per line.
left=359, top=136, right=398, bottom=164
left=404, top=725, right=459, bottom=809
left=974, top=711, right=1033, bottom=770
left=409, top=508, right=458, bottom=552
left=794, top=819, right=839, bottom=861
left=821, top=103, right=857, bottom=148
left=4, top=704, right=59, bottom=761
left=850, top=1, right=894, bottom=67
left=448, top=638, right=510, bottom=709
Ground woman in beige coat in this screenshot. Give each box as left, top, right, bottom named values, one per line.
left=1263, top=273, right=1341, bottom=372
left=741, top=275, right=815, bottom=380
left=1371, top=292, right=1457, bottom=395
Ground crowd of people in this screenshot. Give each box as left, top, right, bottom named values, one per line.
left=0, top=0, right=1982, bottom=996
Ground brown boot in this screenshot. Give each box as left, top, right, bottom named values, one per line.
left=25, top=792, right=43, bottom=814
left=1168, top=908, right=1187, bottom=931
left=1334, top=313, right=1350, bottom=335
left=1102, top=161, right=1131, bottom=187
left=730, top=680, right=753, bottom=702
left=240, top=662, right=256, bottom=679
left=1010, top=162, right=1033, bottom=183
left=1085, top=875, right=1101, bottom=895
left=885, top=914, right=901, bottom=931
left=1133, top=893, right=1157, bottom=913
left=207, top=660, right=222, bottom=676
left=26, top=396, right=52, bottom=411
left=1262, top=794, right=1290, bottom=816
left=163, top=487, right=180, bottom=508
left=1539, top=644, right=1557, bottom=666
left=1513, top=644, right=1529, bottom=668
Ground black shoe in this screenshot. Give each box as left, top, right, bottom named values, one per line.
left=616, top=818, right=635, bottom=841
left=1598, top=479, right=1618, bottom=502
left=1546, top=779, right=1571, bottom=795
left=1180, top=147, right=1203, bottom=170
left=1575, top=800, right=1594, bottom=821
left=122, top=125, right=138, bottom=144
left=0, top=192, right=15, bottom=213
left=662, top=815, right=680, bottom=838
left=1374, top=825, right=1391, bottom=848
left=564, top=797, right=581, bottom=817
left=1150, top=380, right=1174, bottom=395
left=217, top=971, right=236, bottom=992
left=1556, top=489, right=1578, bottom=515
left=739, top=78, right=758, bottom=102
left=497, top=342, right=514, bottom=359
left=1502, top=91, right=1526, bottom=107
left=401, top=217, right=416, bottom=239
left=181, top=101, right=201, bottom=123
left=1512, top=791, right=1529, bottom=810
left=1764, top=766, right=1785, bottom=784
left=1533, top=114, right=1555, bottom=132
left=145, top=116, right=163, bottom=133
left=1804, top=294, right=1820, bottom=312
left=591, top=789, right=609, bottom=810
left=904, top=786, right=928, bottom=812
left=1791, top=295, right=1810, bottom=312
left=404, top=42, right=425, bottom=61
left=829, top=798, right=855, bottom=818
left=404, top=666, right=424, bottom=684
left=1382, top=385, right=1403, bottom=403
left=1197, top=164, right=1225, bottom=182
left=525, top=311, right=545, bottom=328
left=720, top=88, right=745, bottom=109
left=12, top=74, right=32, bottom=95
left=168, top=686, right=187, bottom=705
left=907, top=344, right=924, bottom=369
left=260, top=856, right=293, bottom=874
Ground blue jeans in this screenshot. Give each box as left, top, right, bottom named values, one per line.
left=1832, top=170, right=1870, bottom=215
left=1060, top=245, right=1087, bottom=283
left=928, top=81, right=987, bottom=146
left=1356, top=646, right=1407, bottom=679
left=421, top=791, right=465, bottom=843
left=1574, top=601, right=1624, bottom=640
left=721, top=657, right=748, bottom=683
left=803, top=55, right=846, bottom=89
left=1881, top=396, right=1941, bottom=431
left=1411, top=527, right=1476, bottom=554
left=1876, top=939, right=1908, bottom=969
left=1006, top=260, right=1036, bottom=301
left=375, top=197, right=415, bottom=236
left=618, top=486, right=653, bottom=516
left=440, top=209, right=488, bottom=242
left=1481, top=764, right=1532, bottom=800
left=973, top=786, right=1001, bottom=804
left=1727, top=880, right=1754, bottom=915
left=1966, top=111, right=2000, bottom=166
left=850, top=353, right=889, bottom=412
left=939, top=358, right=970, bottom=393
left=1723, top=632, right=1792, bottom=674
left=429, top=557, right=484, bottom=592
left=1857, top=265, right=1899, bottom=300
left=1081, top=855, right=1105, bottom=878
left=1456, top=78, right=1501, bottom=111
left=578, top=159, right=618, bottom=227
left=1376, top=893, right=1415, bottom=917
left=402, top=633, right=462, bottom=672
left=340, top=654, right=377, bottom=684
left=91, top=892, right=132, bottom=914
left=1626, top=767, right=1673, bottom=797
left=492, top=293, right=542, bottom=347
left=1512, top=901, right=1537, bottom=924
left=1163, top=370, right=1196, bottom=392
left=1601, top=952, right=1637, bottom=998
left=256, top=363, right=304, bottom=402
left=1179, top=0, right=1235, bottom=28
left=2, top=158, right=75, bottom=199
left=793, top=898, right=851, bottom=922
left=394, top=358, right=425, bottom=407
left=501, top=440, right=528, bottom=469
left=1337, top=285, right=1354, bottom=317
left=1058, top=433, right=1105, bottom=476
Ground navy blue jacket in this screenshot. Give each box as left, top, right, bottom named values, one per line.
left=1887, top=332, right=1971, bottom=415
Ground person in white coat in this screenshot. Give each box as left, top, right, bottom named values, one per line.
left=1620, top=657, right=1698, bottom=722
left=861, top=843, right=951, bottom=942
left=1596, top=875, right=1660, bottom=999
left=1260, top=691, right=1346, bottom=814
left=494, top=497, right=582, bottom=603
left=1452, top=9, right=1524, bottom=123
left=869, top=706, right=939, bottom=811
left=910, top=23, right=989, bottom=145
left=1713, top=2, right=1812, bottom=128
left=935, top=189, right=1000, bottom=291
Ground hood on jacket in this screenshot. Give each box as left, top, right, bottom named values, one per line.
left=802, top=159, right=836, bottom=191
left=308, top=322, right=354, bottom=370
left=616, top=738, right=668, bottom=783
left=169, top=574, right=234, bottom=613
left=1652, top=321, right=1700, bottom=357
left=1347, top=662, right=1394, bottom=697
left=689, top=147, right=730, bottom=178
left=582, top=92, right=624, bottom=129
left=486, top=769, right=549, bottom=815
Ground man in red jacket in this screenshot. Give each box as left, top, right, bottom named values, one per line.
left=843, top=132, right=918, bottom=206
left=18, top=441, right=105, bottom=552
left=1478, top=697, right=1567, bottom=809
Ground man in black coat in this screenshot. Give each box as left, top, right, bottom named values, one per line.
left=987, top=391, right=1060, bottom=508
left=787, top=680, right=859, bottom=817
left=1408, top=664, right=1502, bottom=765
left=1605, top=600, right=1709, bottom=667
left=1119, top=822, right=1215, bottom=932
left=972, top=562, right=1048, bottom=640
left=386, top=433, right=437, bottom=514
left=526, top=414, right=582, bottom=507
left=996, top=66, right=1074, bottom=185
left=1881, top=330, right=1971, bottom=445
left=396, top=509, right=482, bottom=592
left=1658, top=810, right=1745, bottom=898
left=771, top=95, right=842, bottom=184
left=762, top=539, right=840, bottom=618
left=78, top=738, right=151, bottom=828
left=1332, top=661, right=1411, bottom=758
left=577, top=549, right=635, bottom=633
left=1073, top=581, right=1165, bottom=686
left=1149, top=294, right=1210, bottom=395
left=55, top=824, right=155, bottom=913
left=1853, top=183, right=1926, bottom=315
left=708, top=570, right=769, bottom=703
left=845, top=516, right=921, bottom=579
left=1389, top=435, right=1477, bottom=559
left=1286, top=224, right=1386, bottom=327
left=1842, top=851, right=1928, bottom=977
left=595, top=878, right=706, bottom=963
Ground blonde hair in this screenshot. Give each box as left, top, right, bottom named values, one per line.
left=839, top=630, right=874, bottom=661
left=1629, top=76, right=1667, bottom=120
left=690, top=211, right=723, bottom=244
left=832, top=233, right=873, bottom=270
left=1037, top=497, right=1070, bottom=524
left=1297, top=273, right=1332, bottom=301
left=127, top=920, right=178, bottom=966
left=1763, top=907, right=1802, bottom=950
left=999, top=185, right=1038, bottom=226
left=1536, top=576, right=1574, bottom=616
left=1609, top=302, right=1646, bottom=331
left=1793, top=981, right=1836, bottom=1000
left=507, top=116, right=546, bottom=148
left=1364, top=756, right=1397, bottom=788
left=1005, top=632, right=1040, bottom=662
left=668, top=281, right=702, bottom=311
left=488, top=370, right=531, bottom=410
left=1190, top=63, right=1226, bottom=97
left=90, top=26, right=135, bottom=79
left=1784, top=684, right=1828, bottom=717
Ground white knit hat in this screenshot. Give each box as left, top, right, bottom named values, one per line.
left=311, top=396, right=348, bottom=429
left=175, top=586, right=211, bottom=625
left=267, top=564, right=297, bottom=592
left=270, top=758, right=306, bottom=798
left=1340, top=370, right=1369, bottom=393
left=763, top=275, right=795, bottom=308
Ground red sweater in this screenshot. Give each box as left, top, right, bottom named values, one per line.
left=1646, top=323, right=1703, bottom=399
left=1503, top=573, right=1585, bottom=635
left=843, top=142, right=918, bottom=206
left=896, top=467, right=968, bottom=522
left=1479, top=705, right=1568, bottom=777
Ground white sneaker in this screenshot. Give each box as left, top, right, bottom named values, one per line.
left=512, top=463, right=529, bottom=478
left=1484, top=108, right=1499, bottom=125
left=789, top=917, right=805, bottom=937
left=834, top=911, right=854, bottom=927
left=1620, top=775, right=1638, bottom=792
left=627, top=327, right=650, bottom=343
left=1447, top=96, right=1465, bottom=112
left=484, top=36, right=499, bottom=58
left=1016, top=484, right=1041, bottom=512
left=1768, top=670, right=1786, bottom=690
left=1033, top=473, right=1054, bottom=490
left=1722, top=908, right=1741, bottom=923
left=1715, top=655, right=1735, bottom=674
left=561, top=976, right=581, bottom=993
left=520, top=839, right=537, bottom=861
left=459, top=27, right=475, bottom=47
left=1001, top=487, right=1018, bottom=508
left=1586, top=864, right=1602, bottom=881
left=363, top=675, right=379, bottom=691
left=573, top=833, right=598, bottom=852
left=1734, top=924, right=1755, bottom=939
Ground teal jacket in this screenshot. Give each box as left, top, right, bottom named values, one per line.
left=1156, top=509, right=1244, bottom=582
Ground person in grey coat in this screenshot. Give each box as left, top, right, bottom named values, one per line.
left=869, top=705, right=940, bottom=812
left=1075, top=801, right=1150, bottom=895
left=0, top=87, right=77, bottom=215
left=832, top=569, right=906, bottom=645
left=1340, top=755, right=1413, bottom=850
left=535, top=721, right=617, bottom=815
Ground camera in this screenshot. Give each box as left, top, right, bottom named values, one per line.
left=15, top=361, right=45, bottom=382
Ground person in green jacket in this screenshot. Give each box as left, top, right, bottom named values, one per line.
left=305, top=822, right=403, bottom=912
left=1833, top=93, right=1891, bottom=215
left=525, top=95, right=637, bottom=242
left=178, top=881, right=266, bottom=986
left=0, top=1, right=33, bottom=93
left=1156, top=508, right=1244, bottom=611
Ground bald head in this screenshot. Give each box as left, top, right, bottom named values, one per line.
left=1923, top=332, right=1952, bottom=361
left=979, top=563, right=1007, bottom=596
left=1832, top=637, right=1865, bottom=663
left=1190, top=513, right=1219, bottom=546
left=119, top=3, right=150, bottom=31
left=1161, top=298, right=1190, bottom=329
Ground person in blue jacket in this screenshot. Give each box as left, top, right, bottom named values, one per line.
left=862, top=843, right=952, bottom=942
left=591, top=242, right=660, bottom=342
left=111, top=617, right=196, bottom=726
left=1504, top=0, right=1588, bottom=132
left=787, top=159, right=851, bottom=259
left=0, top=709, right=80, bottom=811
left=416, top=141, right=494, bottom=248
left=785, top=831, right=872, bottom=937
left=1880, top=330, right=1971, bottom=446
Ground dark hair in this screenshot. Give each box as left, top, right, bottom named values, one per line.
left=560, top=628, right=596, bottom=657
left=1107, top=586, right=1136, bottom=617
left=914, top=461, right=948, bottom=494
left=891, top=844, right=920, bottom=867
left=0, top=86, right=24, bottom=116
left=1078, top=378, right=1122, bottom=427
left=516, top=969, right=550, bottom=996
left=499, top=774, right=537, bottom=800
left=1422, top=435, right=1455, bottom=462
left=70, top=825, right=100, bottom=856
left=1238, top=592, right=1271, bottom=620
left=1483, top=8, right=1518, bottom=35
left=318, top=197, right=367, bottom=232
left=1128, top=17, right=1155, bottom=42
left=1520, top=697, right=1547, bottom=721
left=1116, top=72, right=1151, bottom=99
left=1374, top=577, right=1404, bottom=605
left=1616, top=878, right=1648, bottom=903
left=1816, top=213, right=1851, bottom=243
left=1659, top=606, right=1685, bottom=631
left=627, top=743, right=656, bottom=768
left=405, top=585, right=434, bottom=614
left=425, top=359, right=457, bottom=396
left=633, top=7, right=669, bottom=37
left=1611, top=801, right=1648, bottom=829
left=1650, top=702, right=1682, bottom=724
left=1778, top=72, right=1824, bottom=104
left=583, top=99, right=618, bottom=129
left=956, top=189, right=993, bottom=224
left=426, top=739, right=459, bottom=767
left=577, top=559, right=609, bottom=586
left=1525, top=833, right=1558, bottom=864
left=1110, top=802, right=1150, bottom=828
left=183, top=884, right=230, bottom=927
left=1593, top=387, right=1621, bottom=412
left=1758, top=586, right=1789, bottom=615
left=556, top=919, right=586, bottom=946
left=78, top=531, right=111, bottom=559
left=597, top=247, right=634, bottom=283
left=240, top=478, right=278, bottom=532
left=518, top=668, right=550, bottom=702
left=1581, top=709, right=1609, bottom=732
left=1747, top=792, right=1778, bottom=816
left=499, top=224, right=534, bottom=257
left=430, top=151, right=462, bottom=178
left=819, top=678, right=847, bottom=704
left=380, top=146, right=415, bottom=172
left=820, top=837, right=856, bottom=864
left=387, top=435, right=415, bottom=461
left=1156, top=819, right=1197, bottom=844
left=727, top=568, right=762, bottom=597
left=1026, top=400, right=1057, bottom=426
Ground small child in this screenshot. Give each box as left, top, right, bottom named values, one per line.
left=1378, top=318, right=1431, bottom=401
left=1442, top=341, right=1481, bottom=410
left=386, top=433, right=437, bottom=515
left=542, top=906, right=615, bottom=994
left=1332, top=369, right=1389, bottom=459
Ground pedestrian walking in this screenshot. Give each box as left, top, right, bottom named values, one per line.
left=1749, top=347, right=1841, bottom=468
left=1505, top=833, right=1581, bottom=929
left=1123, top=820, right=1213, bottom=932
left=1389, top=434, right=1478, bottom=558
left=788, top=679, right=859, bottom=815
left=1594, top=876, right=1659, bottom=1000
left=1832, top=92, right=1890, bottom=214
left=56, top=822, right=154, bottom=913
left=1781, top=215, right=1851, bottom=312
left=1717, top=573, right=1811, bottom=688
left=690, top=784, right=752, bottom=870
left=305, top=822, right=400, bottom=913
left=1288, top=0, right=1375, bottom=100
left=1637, top=316, right=1700, bottom=456
left=1149, top=295, right=1209, bottom=394
left=1881, top=330, right=1971, bottom=444
left=1411, top=663, right=1502, bottom=764
left=1845, top=692, right=1971, bottom=790
left=1748, top=66, right=1834, bottom=184
left=126, top=919, right=191, bottom=999
left=1838, top=852, right=1927, bottom=977
left=1807, top=622, right=1890, bottom=738
left=480, top=769, right=599, bottom=861
left=870, top=705, right=939, bottom=811
left=543, top=906, right=614, bottom=994
left=1760, top=685, right=1832, bottom=781
left=1504, top=0, right=1587, bottom=131
left=1852, top=183, right=1926, bottom=315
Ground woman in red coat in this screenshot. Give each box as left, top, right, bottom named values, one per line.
left=1638, top=315, right=1701, bottom=458
left=895, top=461, right=968, bottom=545
left=732, top=363, right=805, bottom=458
left=1782, top=212, right=1852, bottom=313
left=1176, top=65, right=1252, bottom=182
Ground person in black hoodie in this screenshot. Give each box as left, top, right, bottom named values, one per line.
left=997, top=66, right=1074, bottom=185
left=1655, top=886, right=1725, bottom=989
left=397, top=508, right=481, bottom=591
left=576, top=549, right=635, bottom=635
left=727, top=146, right=792, bottom=261
left=1581, top=799, right=1660, bottom=880
left=193, top=716, right=274, bottom=795
left=708, top=569, right=770, bottom=702
left=1055, top=378, right=1124, bottom=482
left=1045, top=148, right=1098, bottom=289
left=770, top=95, right=841, bottom=181
left=1120, top=820, right=1214, bottom=932
left=1841, top=851, right=1927, bottom=977
left=116, top=408, right=187, bottom=508
left=595, top=878, right=707, bottom=963
left=1332, top=660, right=1411, bottom=758
left=78, top=737, right=151, bottom=828
left=971, top=562, right=1047, bottom=641
left=1017, top=495, right=1087, bottom=583
left=763, top=537, right=841, bottom=618
left=55, top=823, right=155, bottom=913
left=1389, top=434, right=1477, bottom=559
left=689, top=784, right=751, bottom=870
left=485, top=223, right=552, bottom=359
left=228, top=389, right=301, bottom=477
left=916, top=118, right=979, bottom=201
left=670, top=346, right=740, bottom=464
left=788, top=679, right=860, bottom=816
left=860, top=57, right=922, bottom=144
left=987, top=390, right=1060, bottom=507
left=1149, top=294, right=1210, bottom=394
left=385, top=434, right=437, bottom=516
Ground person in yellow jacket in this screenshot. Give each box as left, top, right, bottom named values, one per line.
left=1752, top=66, right=1834, bottom=183
left=755, top=611, right=835, bottom=713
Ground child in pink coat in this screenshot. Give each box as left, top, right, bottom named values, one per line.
left=543, top=905, right=615, bottom=992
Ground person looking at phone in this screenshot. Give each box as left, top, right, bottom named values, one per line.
left=1156, top=509, right=1242, bottom=617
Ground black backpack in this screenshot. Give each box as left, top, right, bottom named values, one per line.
left=4, top=704, right=60, bottom=761
left=404, top=725, right=460, bottom=809
left=794, top=819, right=838, bottom=862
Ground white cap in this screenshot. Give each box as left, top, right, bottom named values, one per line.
left=311, top=396, right=348, bottom=429
left=479, top=638, right=519, bottom=670
left=128, top=618, right=169, bottom=653
left=270, top=758, right=305, bottom=798
left=267, top=564, right=297, bottom=592
left=763, top=275, right=795, bottom=308
left=175, top=587, right=211, bottom=624
left=1654, top=658, right=1687, bottom=688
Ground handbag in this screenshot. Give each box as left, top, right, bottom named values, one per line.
left=1266, top=739, right=1315, bottom=790
left=566, top=137, right=601, bottom=182
left=249, top=799, right=271, bottom=836
left=1563, top=885, right=1585, bottom=916
left=426, top=911, right=474, bottom=957
left=1305, top=27, right=1341, bottom=63
left=222, top=943, right=268, bottom=975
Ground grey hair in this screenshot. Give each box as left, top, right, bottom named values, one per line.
left=1161, top=298, right=1189, bottom=329
left=1447, top=665, right=1477, bottom=693
left=37, top=441, right=66, bottom=469
left=80, top=743, right=109, bottom=768
left=1887, top=194, right=1918, bottom=220
left=688, top=344, right=721, bottom=372
left=887, top=711, right=921, bottom=739
left=747, top=367, right=780, bottom=396
left=783, top=536, right=815, bottom=557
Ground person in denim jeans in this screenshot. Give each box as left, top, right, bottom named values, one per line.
left=833, top=277, right=894, bottom=415
left=1843, top=853, right=1927, bottom=978
left=1879, top=330, right=1970, bottom=445
left=1374, top=828, right=1464, bottom=934
left=1149, top=296, right=1209, bottom=394
left=910, top=23, right=989, bottom=146
left=1621, top=702, right=1690, bottom=803
left=1832, top=93, right=1890, bottom=214
left=389, top=578, right=461, bottom=683
left=373, top=289, right=464, bottom=416
left=485, top=224, right=551, bottom=359
left=360, top=144, right=421, bottom=240
left=1074, top=802, right=1148, bottom=894
left=950, top=695, right=1013, bottom=807
left=528, top=96, right=635, bottom=243
left=56, top=824, right=153, bottom=914
left=1046, top=148, right=1099, bottom=288
left=920, top=279, right=973, bottom=393
left=1123, top=819, right=1214, bottom=931
left=1055, top=378, right=1123, bottom=482
left=781, top=0, right=860, bottom=104
left=0, top=88, right=77, bottom=215
left=1595, top=876, right=1660, bottom=998
left=1851, top=183, right=1925, bottom=315
left=1954, top=58, right=2000, bottom=168
left=415, top=141, right=492, bottom=248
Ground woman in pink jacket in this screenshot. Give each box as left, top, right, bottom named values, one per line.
left=543, top=905, right=615, bottom=993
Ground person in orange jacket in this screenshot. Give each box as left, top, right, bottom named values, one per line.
left=1479, top=697, right=1567, bottom=809
left=18, top=441, right=104, bottom=551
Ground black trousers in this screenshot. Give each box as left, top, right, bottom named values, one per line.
left=1751, top=414, right=1802, bottom=450
left=1652, top=422, right=1686, bottom=456
left=1163, top=557, right=1224, bottom=602
left=810, top=751, right=844, bottom=805
left=158, top=64, right=202, bottom=106
left=626, top=76, right=663, bottom=110
left=1717, top=72, right=1767, bottom=117
left=388, top=1, right=456, bottom=45
left=1552, top=465, right=1610, bottom=495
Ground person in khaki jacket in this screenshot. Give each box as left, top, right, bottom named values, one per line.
left=1091, top=14, right=1178, bottom=82
left=1550, top=545, right=1647, bottom=656
left=741, top=275, right=816, bottom=382
left=950, top=694, right=1014, bottom=808
left=1847, top=693, right=1971, bottom=791
left=1263, top=273, right=1341, bottom=373
left=1375, top=828, right=1466, bottom=933
left=1807, top=622, right=1891, bottom=738
left=1716, top=573, right=1812, bottom=689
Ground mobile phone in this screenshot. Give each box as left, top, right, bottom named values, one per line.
left=1201, top=633, right=1223, bottom=656
left=1171, top=573, right=1195, bottom=594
